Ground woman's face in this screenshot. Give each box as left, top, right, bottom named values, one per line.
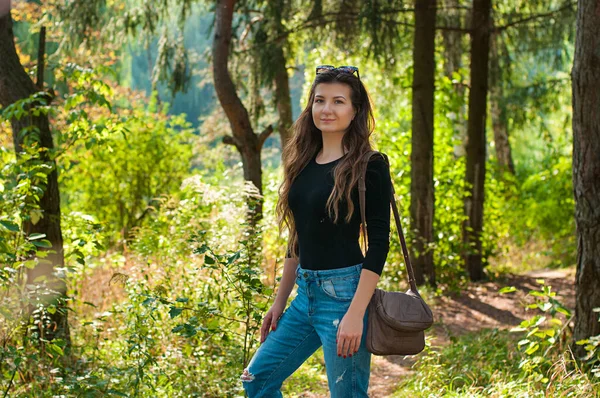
left=312, top=82, right=356, bottom=135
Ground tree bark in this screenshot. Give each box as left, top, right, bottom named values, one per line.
left=213, top=0, right=272, bottom=225
left=463, top=0, right=491, bottom=282
left=273, top=45, right=292, bottom=152
left=0, top=13, right=70, bottom=345
left=410, top=0, right=437, bottom=286
left=441, top=0, right=462, bottom=80
left=571, top=0, right=600, bottom=360
left=269, top=2, right=293, bottom=152
left=489, top=31, right=515, bottom=175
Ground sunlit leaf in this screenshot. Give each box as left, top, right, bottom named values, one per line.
left=499, top=286, right=516, bottom=294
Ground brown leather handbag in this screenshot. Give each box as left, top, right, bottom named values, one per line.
left=358, top=151, right=434, bottom=356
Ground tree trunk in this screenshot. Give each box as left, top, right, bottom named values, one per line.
left=212, top=0, right=273, bottom=226
left=273, top=45, right=292, bottom=152
left=571, top=0, right=600, bottom=360
left=0, top=13, right=70, bottom=345
left=410, top=0, right=437, bottom=286
left=441, top=0, right=462, bottom=79
left=463, top=0, right=491, bottom=282
left=489, top=31, right=515, bottom=175
left=266, top=1, right=292, bottom=154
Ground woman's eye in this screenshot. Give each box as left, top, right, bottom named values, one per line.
left=314, top=99, right=344, bottom=105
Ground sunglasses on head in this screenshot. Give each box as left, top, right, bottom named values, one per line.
left=315, top=65, right=360, bottom=80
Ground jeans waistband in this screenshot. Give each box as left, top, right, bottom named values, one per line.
left=296, top=263, right=363, bottom=281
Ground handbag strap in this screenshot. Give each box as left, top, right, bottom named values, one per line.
left=358, top=152, right=419, bottom=292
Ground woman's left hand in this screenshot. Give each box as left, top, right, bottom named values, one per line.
left=336, top=310, right=364, bottom=358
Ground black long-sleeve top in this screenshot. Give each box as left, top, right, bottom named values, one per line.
left=286, top=153, right=392, bottom=276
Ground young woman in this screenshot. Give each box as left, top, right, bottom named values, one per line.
left=241, top=65, right=392, bottom=397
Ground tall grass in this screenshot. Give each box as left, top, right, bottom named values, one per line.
left=395, top=329, right=597, bottom=397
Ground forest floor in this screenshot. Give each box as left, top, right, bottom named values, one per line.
left=297, top=267, right=577, bottom=398
left=77, top=261, right=576, bottom=397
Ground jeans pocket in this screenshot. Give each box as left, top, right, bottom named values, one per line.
left=320, top=276, right=358, bottom=301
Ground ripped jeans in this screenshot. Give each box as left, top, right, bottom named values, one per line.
left=242, top=263, right=371, bottom=397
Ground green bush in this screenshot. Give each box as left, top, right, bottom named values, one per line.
left=60, top=93, right=194, bottom=245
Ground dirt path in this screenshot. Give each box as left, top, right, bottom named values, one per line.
left=366, top=267, right=576, bottom=397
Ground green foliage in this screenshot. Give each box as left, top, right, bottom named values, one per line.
left=492, top=144, right=575, bottom=272
left=0, top=151, right=62, bottom=396
left=430, top=73, right=470, bottom=286
left=398, top=280, right=597, bottom=397
left=512, top=154, right=574, bottom=246
left=60, top=92, right=194, bottom=244
left=97, top=188, right=270, bottom=396
left=0, top=64, right=124, bottom=396
left=505, top=280, right=572, bottom=382
left=1, top=168, right=278, bottom=396
left=576, top=316, right=600, bottom=378
left=397, top=328, right=597, bottom=397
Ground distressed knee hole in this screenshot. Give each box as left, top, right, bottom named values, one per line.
left=240, top=368, right=255, bottom=382
left=336, top=369, right=346, bottom=383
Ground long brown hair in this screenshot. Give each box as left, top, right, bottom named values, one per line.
left=276, top=69, right=376, bottom=258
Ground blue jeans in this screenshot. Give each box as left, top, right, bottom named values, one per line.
left=242, top=263, right=371, bottom=397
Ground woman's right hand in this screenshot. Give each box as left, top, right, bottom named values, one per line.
left=260, top=301, right=286, bottom=343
